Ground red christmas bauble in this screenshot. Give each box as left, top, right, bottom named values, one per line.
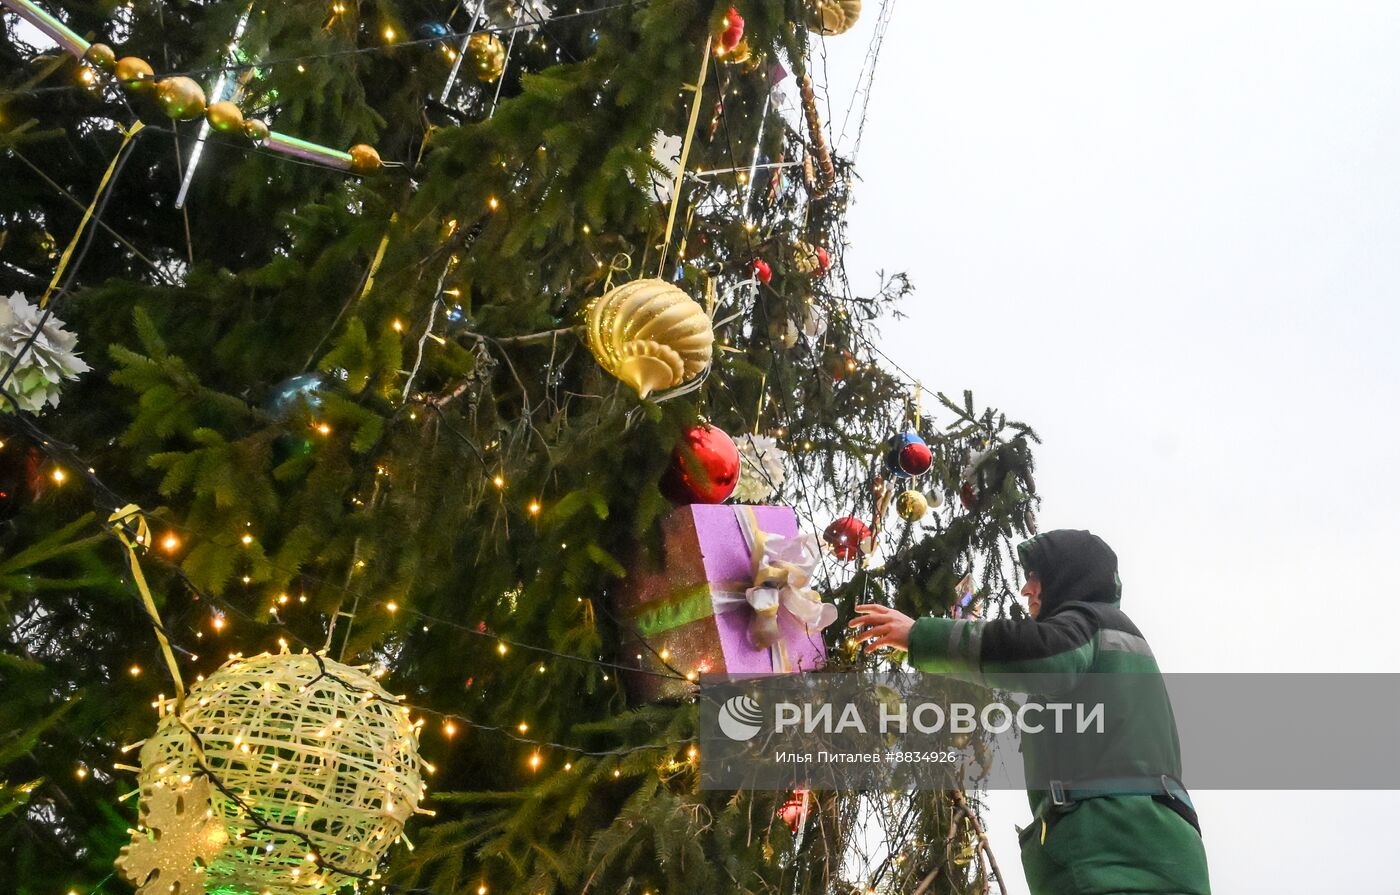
left=959, top=480, right=977, bottom=510
left=779, top=794, right=806, bottom=833
left=814, top=246, right=831, bottom=276
left=661, top=424, right=741, bottom=504
left=0, top=441, right=46, bottom=519
left=718, top=7, right=745, bottom=51
left=830, top=351, right=855, bottom=381
left=823, top=516, right=871, bottom=561
left=752, top=258, right=772, bottom=284
left=898, top=441, right=933, bottom=476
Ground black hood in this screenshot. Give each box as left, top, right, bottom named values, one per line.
left=1015, top=529, right=1121, bottom=618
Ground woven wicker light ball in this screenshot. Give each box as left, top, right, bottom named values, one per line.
left=805, top=0, right=862, bottom=35
left=135, top=651, right=425, bottom=894
left=585, top=278, right=713, bottom=398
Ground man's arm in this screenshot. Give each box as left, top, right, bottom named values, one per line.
left=852, top=603, right=1099, bottom=694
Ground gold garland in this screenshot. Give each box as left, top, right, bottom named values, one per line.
left=799, top=74, right=836, bottom=198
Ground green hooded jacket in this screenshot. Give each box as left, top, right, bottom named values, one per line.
left=906, top=530, right=1211, bottom=894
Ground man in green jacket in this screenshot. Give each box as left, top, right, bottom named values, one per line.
left=850, top=529, right=1211, bottom=894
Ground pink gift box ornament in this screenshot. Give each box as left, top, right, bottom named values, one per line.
left=613, top=504, right=833, bottom=703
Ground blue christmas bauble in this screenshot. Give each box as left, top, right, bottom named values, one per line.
left=414, top=20, right=452, bottom=41
left=264, top=373, right=326, bottom=418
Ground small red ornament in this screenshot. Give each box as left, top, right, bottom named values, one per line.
left=830, top=350, right=855, bottom=381
left=959, top=480, right=977, bottom=510
left=0, top=441, right=46, bottom=519
left=779, top=790, right=807, bottom=833
left=661, top=424, right=741, bottom=505
left=814, top=246, right=831, bottom=276
left=898, top=441, right=933, bottom=476
left=718, top=7, right=745, bottom=52
left=752, top=257, right=772, bottom=284
left=823, top=516, right=871, bottom=561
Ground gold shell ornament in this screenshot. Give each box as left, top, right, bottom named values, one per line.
left=806, top=0, right=862, bottom=35
left=585, top=279, right=714, bottom=398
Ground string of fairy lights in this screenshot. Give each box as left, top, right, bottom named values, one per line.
left=0, top=304, right=938, bottom=809
left=1, top=411, right=704, bottom=895
left=0, top=2, right=1015, bottom=891
left=2, top=1, right=647, bottom=96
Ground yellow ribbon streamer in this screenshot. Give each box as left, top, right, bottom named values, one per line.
left=108, top=504, right=186, bottom=708
left=40, top=121, right=145, bottom=308
left=359, top=213, right=396, bottom=302
left=657, top=38, right=714, bottom=276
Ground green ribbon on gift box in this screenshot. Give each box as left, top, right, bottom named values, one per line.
left=624, top=581, right=751, bottom=639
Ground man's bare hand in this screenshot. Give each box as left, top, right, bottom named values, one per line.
left=849, top=604, right=916, bottom=653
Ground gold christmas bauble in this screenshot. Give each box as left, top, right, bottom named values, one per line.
left=348, top=143, right=382, bottom=174
left=114, top=56, right=155, bottom=92
left=83, top=43, right=116, bottom=71
left=243, top=118, right=271, bottom=143
left=154, top=76, right=207, bottom=119
left=585, top=279, right=713, bottom=398
left=895, top=489, right=929, bottom=521
left=204, top=100, right=244, bottom=133
left=467, top=32, right=506, bottom=82
left=805, top=0, right=862, bottom=35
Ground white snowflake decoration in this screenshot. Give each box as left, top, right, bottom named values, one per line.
left=0, top=293, right=90, bottom=414
left=733, top=434, right=788, bottom=503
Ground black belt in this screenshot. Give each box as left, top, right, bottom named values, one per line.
left=1026, top=774, right=1201, bottom=838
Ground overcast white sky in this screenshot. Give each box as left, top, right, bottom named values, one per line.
left=822, top=1, right=1400, bottom=891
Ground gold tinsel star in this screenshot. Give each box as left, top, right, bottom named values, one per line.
left=116, top=776, right=228, bottom=895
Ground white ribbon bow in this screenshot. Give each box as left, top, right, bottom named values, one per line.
left=745, top=531, right=839, bottom=633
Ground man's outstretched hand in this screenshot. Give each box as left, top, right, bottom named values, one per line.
left=849, top=604, right=916, bottom=653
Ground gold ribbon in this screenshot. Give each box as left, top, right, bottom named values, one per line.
left=108, top=504, right=186, bottom=708
left=40, top=121, right=145, bottom=308
left=656, top=37, right=714, bottom=276
left=734, top=507, right=837, bottom=671
left=359, top=213, right=395, bottom=302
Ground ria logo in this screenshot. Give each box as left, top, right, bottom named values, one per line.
left=718, top=694, right=764, bottom=741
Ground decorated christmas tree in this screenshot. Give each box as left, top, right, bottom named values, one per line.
left=0, top=0, right=1040, bottom=892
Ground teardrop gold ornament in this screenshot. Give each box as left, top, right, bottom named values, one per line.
left=585, top=279, right=713, bottom=398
